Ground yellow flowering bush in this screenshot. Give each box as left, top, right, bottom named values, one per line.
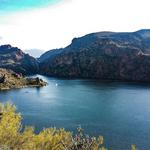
left=0, top=103, right=137, bottom=150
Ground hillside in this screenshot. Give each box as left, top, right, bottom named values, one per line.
left=39, top=29, right=150, bottom=82
left=0, top=68, right=47, bottom=90
left=0, top=45, right=39, bottom=75
left=1, top=30, right=150, bottom=82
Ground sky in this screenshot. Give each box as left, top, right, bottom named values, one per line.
left=0, top=0, right=150, bottom=54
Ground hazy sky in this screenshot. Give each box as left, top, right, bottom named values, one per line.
left=0, top=0, right=150, bottom=52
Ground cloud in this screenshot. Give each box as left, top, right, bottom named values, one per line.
left=0, top=0, right=150, bottom=51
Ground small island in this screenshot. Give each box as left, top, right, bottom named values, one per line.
left=0, top=68, right=47, bottom=91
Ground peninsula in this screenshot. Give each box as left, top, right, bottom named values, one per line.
left=0, top=68, right=47, bottom=91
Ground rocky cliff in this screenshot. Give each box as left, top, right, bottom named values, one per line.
left=0, top=45, right=39, bottom=75
left=0, top=68, right=47, bottom=90
left=39, top=29, right=150, bottom=82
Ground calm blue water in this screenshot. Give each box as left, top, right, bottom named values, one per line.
left=0, top=75, right=150, bottom=150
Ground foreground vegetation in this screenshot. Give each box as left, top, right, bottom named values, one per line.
left=0, top=103, right=137, bottom=150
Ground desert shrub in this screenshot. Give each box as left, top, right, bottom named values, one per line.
left=0, top=103, right=137, bottom=150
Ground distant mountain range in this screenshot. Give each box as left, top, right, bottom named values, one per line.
left=25, top=49, right=44, bottom=58
left=1, top=29, right=150, bottom=81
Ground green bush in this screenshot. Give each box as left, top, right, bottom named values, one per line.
left=0, top=103, right=137, bottom=150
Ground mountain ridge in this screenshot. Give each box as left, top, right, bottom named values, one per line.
left=38, top=29, right=150, bottom=81
left=1, top=29, right=150, bottom=82
left=0, top=44, right=39, bottom=75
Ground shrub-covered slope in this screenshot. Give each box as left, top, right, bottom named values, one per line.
left=39, top=30, right=150, bottom=82
left=0, top=68, right=47, bottom=90
left=0, top=45, right=39, bottom=75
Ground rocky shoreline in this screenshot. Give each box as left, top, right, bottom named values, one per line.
left=0, top=68, right=47, bottom=91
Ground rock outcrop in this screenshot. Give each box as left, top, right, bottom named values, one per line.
left=39, top=29, right=150, bottom=82
left=0, top=68, right=47, bottom=90
left=0, top=45, right=39, bottom=75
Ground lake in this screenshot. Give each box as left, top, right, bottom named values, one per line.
left=0, top=75, right=150, bottom=150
